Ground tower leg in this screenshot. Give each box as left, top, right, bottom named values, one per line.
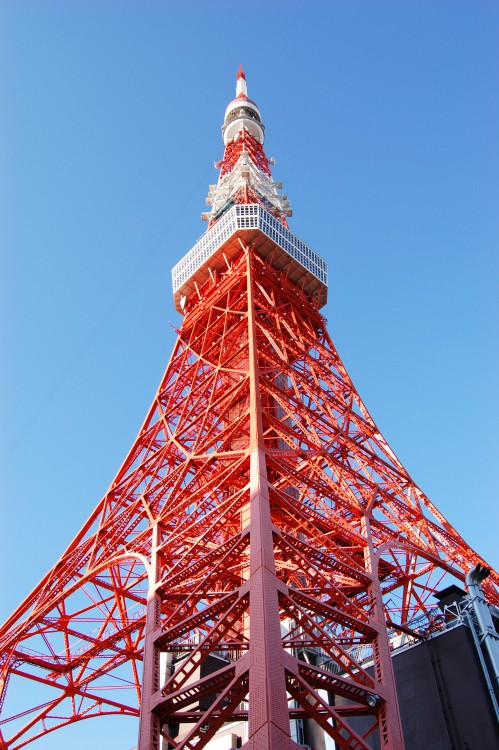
left=138, top=528, right=161, bottom=750
left=245, top=447, right=298, bottom=750
left=244, top=247, right=299, bottom=749
left=362, top=516, right=405, bottom=750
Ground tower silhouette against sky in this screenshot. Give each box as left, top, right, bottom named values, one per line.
left=1, top=69, right=498, bottom=750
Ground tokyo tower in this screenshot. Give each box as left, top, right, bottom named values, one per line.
left=1, top=68, right=498, bottom=750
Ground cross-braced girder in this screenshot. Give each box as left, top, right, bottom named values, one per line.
left=1, top=244, right=497, bottom=750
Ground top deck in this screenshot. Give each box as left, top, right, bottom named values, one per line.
left=171, top=204, right=328, bottom=313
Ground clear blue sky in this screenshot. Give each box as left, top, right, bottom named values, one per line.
left=1, top=2, right=498, bottom=748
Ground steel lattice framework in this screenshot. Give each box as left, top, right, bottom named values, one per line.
left=1, top=69, right=498, bottom=750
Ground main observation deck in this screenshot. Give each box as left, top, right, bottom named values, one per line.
left=172, top=204, right=328, bottom=313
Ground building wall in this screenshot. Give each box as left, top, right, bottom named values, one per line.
left=394, top=625, right=499, bottom=750
left=330, top=624, right=498, bottom=750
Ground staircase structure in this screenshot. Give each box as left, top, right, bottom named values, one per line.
left=1, top=67, right=497, bottom=750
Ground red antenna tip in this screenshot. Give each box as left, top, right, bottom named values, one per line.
left=237, top=65, right=246, bottom=80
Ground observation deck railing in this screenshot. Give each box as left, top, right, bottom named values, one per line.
left=171, top=204, right=328, bottom=311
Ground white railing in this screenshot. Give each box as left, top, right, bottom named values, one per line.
left=171, top=204, right=327, bottom=293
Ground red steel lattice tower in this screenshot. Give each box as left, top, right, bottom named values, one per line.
left=1, top=68, right=498, bottom=750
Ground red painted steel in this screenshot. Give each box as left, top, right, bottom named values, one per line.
left=1, top=245, right=497, bottom=749
left=217, top=128, right=272, bottom=179
left=1, top=72, right=498, bottom=750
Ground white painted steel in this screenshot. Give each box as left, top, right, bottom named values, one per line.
left=172, top=204, right=327, bottom=294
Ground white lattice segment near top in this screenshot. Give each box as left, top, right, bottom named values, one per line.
left=205, top=154, right=291, bottom=224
